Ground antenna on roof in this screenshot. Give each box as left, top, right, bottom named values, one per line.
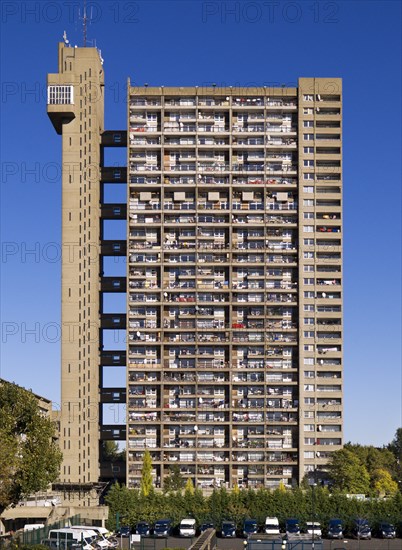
left=79, top=0, right=92, bottom=47
left=62, top=31, right=70, bottom=46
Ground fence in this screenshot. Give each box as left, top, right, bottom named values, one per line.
left=4, top=515, right=82, bottom=547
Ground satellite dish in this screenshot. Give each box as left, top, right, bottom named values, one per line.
left=136, top=331, right=141, bottom=337
left=322, top=292, right=327, bottom=298
left=164, top=292, right=168, bottom=297
left=193, top=425, right=198, bottom=431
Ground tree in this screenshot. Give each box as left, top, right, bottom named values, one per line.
left=0, top=382, right=62, bottom=513
left=328, top=448, right=370, bottom=494
left=184, top=478, right=195, bottom=496
left=163, top=464, right=185, bottom=493
left=140, top=449, right=153, bottom=496
left=102, top=441, right=126, bottom=462
left=372, top=468, right=398, bottom=497
left=388, top=428, right=402, bottom=460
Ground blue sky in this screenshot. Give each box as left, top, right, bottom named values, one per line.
left=0, top=0, right=401, bottom=447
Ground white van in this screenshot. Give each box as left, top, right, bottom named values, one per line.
left=179, top=519, right=196, bottom=537
left=24, top=524, right=45, bottom=532
left=265, top=517, right=280, bottom=535
left=48, top=528, right=96, bottom=550
left=71, top=526, right=112, bottom=548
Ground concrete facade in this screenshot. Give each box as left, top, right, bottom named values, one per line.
left=47, top=42, right=342, bottom=493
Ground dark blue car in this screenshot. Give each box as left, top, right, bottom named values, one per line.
left=221, top=521, right=236, bottom=538
left=286, top=519, right=300, bottom=537
left=243, top=519, right=258, bottom=537
left=153, top=519, right=172, bottom=538
left=200, top=523, right=214, bottom=533
left=136, top=522, right=150, bottom=537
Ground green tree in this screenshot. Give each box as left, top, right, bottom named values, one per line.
left=102, top=441, right=126, bottom=462
left=372, top=468, right=398, bottom=497
left=388, top=428, right=402, bottom=460
left=184, top=478, right=195, bottom=496
left=164, top=464, right=185, bottom=493
left=105, top=483, right=137, bottom=530
left=388, top=428, right=402, bottom=486
left=140, top=450, right=153, bottom=497
left=328, top=448, right=370, bottom=494
left=0, top=382, right=62, bottom=513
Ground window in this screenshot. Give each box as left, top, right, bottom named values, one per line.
left=304, top=371, right=315, bottom=378
left=304, top=212, right=314, bottom=219
left=304, top=252, right=314, bottom=259
left=303, top=186, right=314, bottom=193
left=304, top=331, right=315, bottom=338
left=304, top=304, right=314, bottom=311
left=304, top=438, right=315, bottom=445
left=304, top=121, right=314, bottom=128
left=304, top=160, right=314, bottom=167
left=304, top=292, right=314, bottom=299
left=304, top=424, right=315, bottom=431
left=303, top=226, right=314, bottom=233
left=304, top=147, right=314, bottom=154
left=304, top=173, right=314, bottom=180
left=304, top=412, right=315, bottom=420
left=304, top=318, right=314, bottom=325
left=303, top=94, right=314, bottom=101
left=304, top=397, right=315, bottom=404
left=304, top=358, right=314, bottom=364
left=304, top=385, right=315, bottom=392
left=304, top=464, right=315, bottom=472
left=304, top=450, right=314, bottom=458
left=303, top=265, right=314, bottom=272
left=304, top=344, right=314, bottom=351
left=304, top=133, right=314, bottom=141
left=304, top=239, right=314, bottom=245
left=47, top=85, right=74, bottom=105
left=303, top=199, right=314, bottom=206
left=303, top=278, right=314, bottom=285
left=303, top=108, right=313, bottom=115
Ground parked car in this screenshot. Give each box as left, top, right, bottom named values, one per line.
left=352, top=519, right=371, bottom=540
left=327, top=519, right=344, bottom=539
left=306, top=522, right=322, bottom=538
left=243, top=519, right=258, bottom=537
left=116, top=526, right=131, bottom=538
left=264, top=517, right=280, bottom=536
left=286, top=519, right=300, bottom=537
left=153, top=519, right=172, bottom=538
left=379, top=522, right=396, bottom=539
left=221, top=521, right=236, bottom=538
left=200, top=522, right=214, bottom=533
left=135, top=522, right=150, bottom=537
left=179, top=519, right=196, bottom=537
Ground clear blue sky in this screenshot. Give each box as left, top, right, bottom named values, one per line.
left=1, top=0, right=401, bottom=447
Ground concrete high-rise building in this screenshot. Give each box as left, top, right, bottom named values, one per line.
left=48, top=42, right=343, bottom=496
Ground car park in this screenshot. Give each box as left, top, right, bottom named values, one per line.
left=179, top=518, right=196, bottom=537
left=352, top=518, right=371, bottom=540
left=153, top=519, right=172, bottom=538
left=306, top=522, right=322, bottom=538
left=379, top=522, right=396, bottom=539
left=286, top=519, right=300, bottom=537
left=243, top=519, right=258, bottom=537
left=327, top=518, right=344, bottom=539
left=135, top=522, right=151, bottom=537
left=221, top=521, right=236, bottom=538
left=200, top=522, right=214, bottom=533
left=264, top=517, right=280, bottom=536
left=116, top=526, right=131, bottom=538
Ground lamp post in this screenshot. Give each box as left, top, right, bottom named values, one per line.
left=309, top=473, right=317, bottom=550
left=312, top=481, right=317, bottom=549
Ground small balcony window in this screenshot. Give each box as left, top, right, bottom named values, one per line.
left=47, top=85, right=74, bottom=105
